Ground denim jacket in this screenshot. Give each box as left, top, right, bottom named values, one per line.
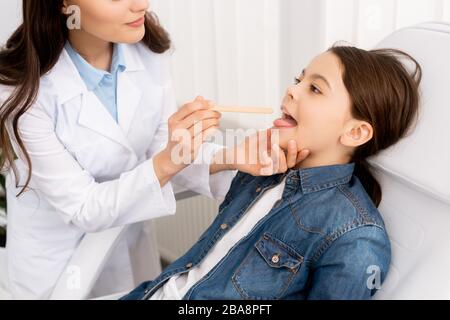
left=122, top=163, right=391, bottom=300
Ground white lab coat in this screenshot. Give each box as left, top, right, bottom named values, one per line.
left=0, top=43, right=234, bottom=299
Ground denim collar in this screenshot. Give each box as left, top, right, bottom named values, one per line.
left=281, top=163, right=355, bottom=195
left=64, top=41, right=127, bottom=91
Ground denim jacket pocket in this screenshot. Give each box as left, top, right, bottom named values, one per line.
left=232, top=233, right=303, bottom=300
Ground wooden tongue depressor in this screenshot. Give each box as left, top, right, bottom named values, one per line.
left=210, top=106, right=274, bottom=114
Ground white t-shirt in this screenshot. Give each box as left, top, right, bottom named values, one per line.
left=150, top=178, right=286, bottom=300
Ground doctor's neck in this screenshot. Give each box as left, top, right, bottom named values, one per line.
left=68, top=30, right=113, bottom=72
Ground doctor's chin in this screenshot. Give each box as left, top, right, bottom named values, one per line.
left=0, top=0, right=449, bottom=313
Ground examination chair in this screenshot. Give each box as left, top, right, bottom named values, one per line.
left=0, top=22, right=450, bottom=300
left=370, top=21, right=450, bottom=299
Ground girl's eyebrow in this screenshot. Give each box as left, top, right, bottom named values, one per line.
left=302, top=69, right=332, bottom=91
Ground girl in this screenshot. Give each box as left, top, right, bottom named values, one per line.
left=122, top=45, right=422, bottom=300
left=0, top=0, right=306, bottom=299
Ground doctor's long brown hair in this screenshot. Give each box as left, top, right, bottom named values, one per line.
left=329, top=46, right=422, bottom=207
left=0, top=0, right=171, bottom=196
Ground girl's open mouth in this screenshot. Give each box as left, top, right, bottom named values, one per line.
left=273, top=110, right=298, bottom=128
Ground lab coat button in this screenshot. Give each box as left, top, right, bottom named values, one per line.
left=220, top=223, right=229, bottom=230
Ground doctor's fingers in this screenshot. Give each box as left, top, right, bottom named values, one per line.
left=286, top=140, right=299, bottom=168
left=259, top=151, right=275, bottom=176
left=190, top=125, right=220, bottom=153
left=171, top=119, right=219, bottom=145
left=296, top=149, right=311, bottom=165
left=271, top=144, right=287, bottom=174
left=176, top=125, right=220, bottom=159
left=188, top=118, right=220, bottom=139
left=178, top=110, right=222, bottom=129
left=259, top=145, right=287, bottom=176
left=171, top=99, right=212, bottom=122
left=177, top=110, right=221, bottom=131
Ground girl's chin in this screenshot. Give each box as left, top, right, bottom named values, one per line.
left=270, top=127, right=297, bottom=149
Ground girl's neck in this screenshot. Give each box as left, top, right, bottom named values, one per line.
left=68, top=30, right=113, bottom=72
left=295, top=149, right=351, bottom=169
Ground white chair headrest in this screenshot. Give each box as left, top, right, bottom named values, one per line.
left=370, top=22, right=450, bottom=204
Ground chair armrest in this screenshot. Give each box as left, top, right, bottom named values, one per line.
left=173, top=183, right=199, bottom=201
left=50, top=226, right=128, bottom=300
left=0, top=247, right=12, bottom=300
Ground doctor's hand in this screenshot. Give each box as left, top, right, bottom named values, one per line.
left=154, top=96, right=221, bottom=186
left=211, top=130, right=310, bottom=176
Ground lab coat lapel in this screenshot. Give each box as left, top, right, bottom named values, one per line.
left=78, top=91, right=134, bottom=152
left=117, top=72, right=142, bottom=135
left=50, top=48, right=134, bottom=151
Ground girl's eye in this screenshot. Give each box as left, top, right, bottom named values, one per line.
left=310, top=85, right=321, bottom=94
left=294, top=77, right=321, bottom=94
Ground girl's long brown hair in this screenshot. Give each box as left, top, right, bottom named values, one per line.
left=0, top=0, right=171, bottom=196
left=329, top=46, right=422, bottom=207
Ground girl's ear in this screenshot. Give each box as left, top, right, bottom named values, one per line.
left=61, top=1, right=69, bottom=15
left=340, top=120, right=373, bottom=148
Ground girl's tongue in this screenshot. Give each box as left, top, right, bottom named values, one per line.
left=273, top=116, right=297, bottom=128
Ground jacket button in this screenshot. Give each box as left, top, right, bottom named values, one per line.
left=186, top=263, right=193, bottom=269
left=256, top=187, right=262, bottom=192
left=271, top=254, right=280, bottom=264
left=220, top=223, right=229, bottom=230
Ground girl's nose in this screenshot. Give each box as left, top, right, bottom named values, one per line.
left=131, top=0, right=149, bottom=12
left=286, top=86, right=297, bottom=101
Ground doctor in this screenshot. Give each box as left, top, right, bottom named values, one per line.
left=0, top=0, right=308, bottom=299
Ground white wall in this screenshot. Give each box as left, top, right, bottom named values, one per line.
left=322, top=0, right=450, bottom=49
left=0, top=0, right=21, bottom=47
